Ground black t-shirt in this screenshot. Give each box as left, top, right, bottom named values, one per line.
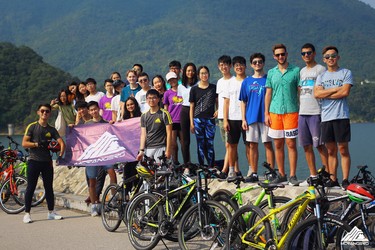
left=189, top=83, right=217, bottom=118
left=25, top=121, right=60, bottom=162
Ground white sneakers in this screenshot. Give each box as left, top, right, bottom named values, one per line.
left=91, top=203, right=99, bottom=217
left=23, top=211, right=63, bottom=223
left=48, top=211, right=63, bottom=220
left=23, top=213, right=32, bottom=223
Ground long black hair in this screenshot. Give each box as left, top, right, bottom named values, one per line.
left=123, top=97, right=142, bottom=120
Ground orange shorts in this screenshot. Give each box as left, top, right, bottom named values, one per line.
left=268, top=112, right=298, bottom=139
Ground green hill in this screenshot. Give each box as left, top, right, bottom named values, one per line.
left=0, top=0, right=374, bottom=81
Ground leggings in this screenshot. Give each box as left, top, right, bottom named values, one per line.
left=193, top=118, right=216, bottom=167
left=25, top=160, right=54, bottom=213
left=180, top=106, right=191, bottom=164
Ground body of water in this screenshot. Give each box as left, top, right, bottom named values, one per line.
left=1, top=123, right=374, bottom=181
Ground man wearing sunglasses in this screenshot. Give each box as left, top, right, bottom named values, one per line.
left=265, top=44, right=300, bottom=185
left=22, top=104, right=66, bottom=223
left=315, top=46, right=353, bottom=190
left=298, top=43, right=328, bottom=187
left=135, top=72, right=151, bottom=113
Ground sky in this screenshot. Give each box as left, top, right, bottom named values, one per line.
left=359, top=0, right=375, bottom=8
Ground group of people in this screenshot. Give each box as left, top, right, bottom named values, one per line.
left=20, top=42, right=353, bottom=221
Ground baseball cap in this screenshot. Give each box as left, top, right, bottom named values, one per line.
left=166, top=72, right=178, bottom=82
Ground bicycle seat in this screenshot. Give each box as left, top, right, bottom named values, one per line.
left=258, top=181, right=285, bottom=191
left=156, top=170, right=173, bottom=177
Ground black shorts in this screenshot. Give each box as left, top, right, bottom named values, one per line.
left=321, top=119, right=351, bottom=143
left=227, top=120, right=246, bottom=144
left=172, top=123, right=181, bottom=131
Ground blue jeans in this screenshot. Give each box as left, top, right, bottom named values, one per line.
left=193, top=118, right=216, bottom=167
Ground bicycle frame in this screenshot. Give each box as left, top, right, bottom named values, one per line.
left=242, top=186, right=317, bottom=249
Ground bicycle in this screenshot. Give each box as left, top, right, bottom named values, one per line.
left=127, top=164, right=231, bottom=250
left=212, top=162, right=290, bottom=215
left=226, top=166, right=357, bottom=249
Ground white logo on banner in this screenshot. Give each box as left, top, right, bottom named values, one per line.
left=341, top=226, right=369, bottom=246
left=77, top=131, right=126, bottom=165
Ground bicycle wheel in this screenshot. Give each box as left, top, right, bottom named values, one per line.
left=212, top=189, right=239, bottom=214
left=127, top=193, right=163, bottom=250
left=284, top=215, right=364, bottom=250
left=0, top=175, right=27, bottom=214
left=226, top=204, right=271, bottom=250
left=101, top=184, right=123, bottom=232
left=178, top=200, right=232, bottom=250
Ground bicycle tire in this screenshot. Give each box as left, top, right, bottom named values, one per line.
left=226, top=204, right=271, bottom=250
left=101, top=184, right=123, bottom=232
left=178, top=200, right=232, bottom=250
left=127, top=193, right=163, bottom=250
left=284, top=215, right=364, bottom=250
left=0, top=175, right=27, bottom=214
left=212, top=189, right=239, bottom=214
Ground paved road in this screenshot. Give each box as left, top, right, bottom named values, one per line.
left=0, top=205, right=180, bottom=250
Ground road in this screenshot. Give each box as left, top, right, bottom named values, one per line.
left=0, top=205, right=180, bottom=250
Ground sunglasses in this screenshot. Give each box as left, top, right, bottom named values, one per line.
left=274, top=53, right=286, bottom=57
left=252, top=60, right=263, bottom=65
left=139, top=79, right=148, bottom=83
left=40, top=109, right=51, bottom=114
left=323, top=53, right=338, bottom=59
left=301, top=51, right=313, bottom=56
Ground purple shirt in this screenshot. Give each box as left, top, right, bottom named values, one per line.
left=99, top=95, right=114, bottom=121
left=163, top=89, right=183, bottom=123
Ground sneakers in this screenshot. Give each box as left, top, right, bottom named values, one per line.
left=288, top=176, right=300, bottom=186
left=48, top=211, right=63, bottom=220
left=227, top=170, right=235, bottom=178
left=217, top=171, right=227, bottom=180
left=236, top=171, right=243, bottom=178
left=91, top=203, right=99, bottom=217
left=341, top=179, right=350, bottom=190
left=325, top=179, right=340, bottom=189
left=245, top=173, right=259, bottom=183
left=271, top=174, right=288, bottom=184
left=23, top=213, right=32, bottom=224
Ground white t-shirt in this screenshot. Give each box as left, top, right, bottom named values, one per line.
left=216, top=76, right=234, bottom=119
left=299, top=64, right=326, bottom=115
left=85, top=91, right=105, bottom=103
left=135, top=89, right=150, bottom=113
left=178, top=84, right=194, bottom=107
left=222, top=77, right=243, bottom=120
left=110, top=95, right=121, bottom=121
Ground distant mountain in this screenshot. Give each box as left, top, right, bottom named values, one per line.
left=0, top=0, right=374, bottom=83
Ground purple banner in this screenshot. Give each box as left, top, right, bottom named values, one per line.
left=61, top=118, right=140, bottom=166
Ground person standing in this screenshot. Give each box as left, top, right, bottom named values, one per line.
left=215, top=55, right=233, bottom=179
left=315, top=46, right=353, bottom=190
left=120, top=70, right=141, bottom=118
left=85, top=78, right=105, bottom=103
left=135, top=72, right=151, bottom=113
left=240, top=53, right=275, bottom=183
left=99, top=79, right=115, bottom=122
left=265, top=44, right=300, bottom=185
left=189, top=66, right=218, bottom=168
left=136, top=89, right=172, bottom=163
left=22, top=104, right=66, bottom=223
left=223, top=56, right=247, bottom=179
left=298, top=43, right=328, bottom=186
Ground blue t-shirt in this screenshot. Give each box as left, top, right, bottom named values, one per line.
left=120, top=84, right=142, bottom=102
left=239, top=75, right=267, bottom=124
left=316, top=68, right=353, bottom=122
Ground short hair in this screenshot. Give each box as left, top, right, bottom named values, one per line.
left=138, top=72, right=149, bottom=79
left=250, top=53, right=265, bottom=63
left=75, top=101, right=88, bottom=110
left=322, top=46, right=339, bottom=55
left=132, top=64, right=143, bottom=72
left=218, top=55, right=232, bottom=65
left=87, top=101, right=99, bottom=109
left=126, top=69, right=138, bottom=77
left=169, top=60, right=181, bottom=69
left=146, top=89, right=160, bottom=98
left=197, top=65, right=210, bottom=76
left=85, top=78, right=97, bottom=85
left=272, top=44, right=287, bottom=53
left=37, top=104, right=51, bottom=111
left=104, top=79, right=114, bottom=87
left=232, top=56, right=246, bottom=66
left=301, top=43, right=316, bottom=52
